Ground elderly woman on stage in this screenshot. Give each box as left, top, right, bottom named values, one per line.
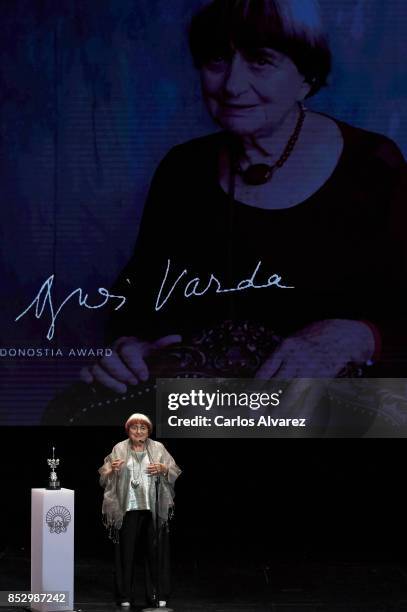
left=82, top=0, right=406, bottom=393
left=99, top=413, right=181, bottom=609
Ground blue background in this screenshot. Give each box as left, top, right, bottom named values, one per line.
left=0, top=0, right=406, bottom=422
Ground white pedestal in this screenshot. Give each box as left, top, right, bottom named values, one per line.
left=31, top=489, right=74, bottom=611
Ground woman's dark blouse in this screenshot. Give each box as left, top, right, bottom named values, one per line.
left=108, top=120, right=407, bottom=373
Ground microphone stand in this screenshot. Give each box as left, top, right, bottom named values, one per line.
left=142, top=474, right=173, bottom=612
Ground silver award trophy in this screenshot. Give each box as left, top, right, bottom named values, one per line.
left=46, top=446, right=61, bottom=490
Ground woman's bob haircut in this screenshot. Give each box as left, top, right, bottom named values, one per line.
left=125, top=413, right=153, bottom=435
left=189, top=0, right=331, bottom=97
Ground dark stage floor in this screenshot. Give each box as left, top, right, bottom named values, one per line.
left=1, top=548, right=407, bottom=611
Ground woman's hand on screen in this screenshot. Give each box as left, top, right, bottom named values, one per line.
left=255, top=319, right=375, bottom=378
left=80, top=334, right=182, bottom=393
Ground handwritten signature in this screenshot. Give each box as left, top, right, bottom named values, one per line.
left=15, top=275, right=126, bottom=341
left=155, top=259, right=295, bottom=311
left=15, top=261, right=294, bottom=339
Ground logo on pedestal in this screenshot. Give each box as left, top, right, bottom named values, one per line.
left=45, top=505, right=72, bottom=534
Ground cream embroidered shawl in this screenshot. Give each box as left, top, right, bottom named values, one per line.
left=99, top=438, right=181, bottom=540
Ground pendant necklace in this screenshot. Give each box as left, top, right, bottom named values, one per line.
left=131, top=447, right=145, bottom=490
left=234, top=103, right=306, bottom=186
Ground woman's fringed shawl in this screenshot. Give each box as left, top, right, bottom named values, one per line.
left=99, top=438, right=181, bottom=543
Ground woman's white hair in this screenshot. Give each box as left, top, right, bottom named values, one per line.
left=268, top=0, right=323, bottom=41
left=125, top=413, right=153, bottom=433
left=190, top=0, right=331, bottom=96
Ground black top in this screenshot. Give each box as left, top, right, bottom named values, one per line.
left=108, top=119, right=407, bottom=373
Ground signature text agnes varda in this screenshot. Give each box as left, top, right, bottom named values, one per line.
left=15, top=260, right=294, bottom=341
left=154, top=259, right=294, bottom=311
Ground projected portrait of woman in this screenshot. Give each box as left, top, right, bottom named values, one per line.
left=78, top=0, right=406, bottom=394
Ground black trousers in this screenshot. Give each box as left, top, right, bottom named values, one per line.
left=114, top=510, right=171, bottom=605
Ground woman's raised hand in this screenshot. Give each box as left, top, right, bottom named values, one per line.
left=146, top=462, right=168, bottom=476
left=110, top=459, right=125, bottom=473
left=255, top=319, right=375, bottom=378
left=80, top=334, right=182, bottom=393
